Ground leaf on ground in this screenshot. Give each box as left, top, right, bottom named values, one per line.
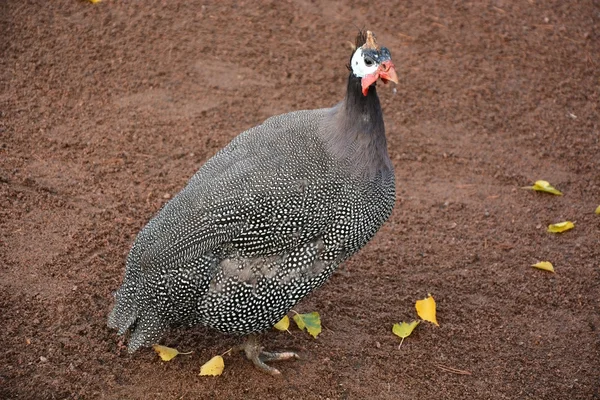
left=393, top=321, right=420, bottom=338
left=525, top=180, right=563, bottom=195
left=292, top=311, right=321, bottom=338
left=199, top=355, right=225, bottom=376
left=392, top=321, right=420, bottom=349
left=415, top=295, right=439, bottom=326
left=152, top=344, right=192, bottom=361
left=88, top=0, right=102, bottom=3
left=547, top=221, right=574, bottom=233
left=595, top=205, right=600, bottom=215
left=532, top=261, right=555, bottom=273
left=273, top=315, right=290, bottom=331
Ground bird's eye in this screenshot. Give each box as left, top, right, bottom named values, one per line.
left=364, top=57, right=374, bottom=67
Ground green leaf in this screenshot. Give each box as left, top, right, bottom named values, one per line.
left=392, top=321, right=420, bottom=349
left=292, top=311, right=321, bottom=339
left=392, top=321, right=420, bottom=339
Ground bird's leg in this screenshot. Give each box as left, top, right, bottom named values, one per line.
left=236, top=334, right=300, bottom=376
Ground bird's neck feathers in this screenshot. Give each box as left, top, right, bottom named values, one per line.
left=343, top=72, right=384, bottom=131
left=321, top=72, right=391, bottom=178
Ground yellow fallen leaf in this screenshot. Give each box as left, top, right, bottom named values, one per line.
left=532, top=261, right=555, bottom=273
left=392, top=321, right=420, bottom=349
left=152, top=344, right=192, bottom=361
left=88, top=0, right=102, bottom=3
left=547, top=221, right=574, bottom=233
left=595, top=205, right=600, bottom=215
left=525, top=180, right=563, bottom=195
left=292, top=311, right=321, bottom=338
left=415, top=295, right=439, bottom=326
left=273, top=315, right=290, bottom=331
left=199, top=355, right=225, bottom=376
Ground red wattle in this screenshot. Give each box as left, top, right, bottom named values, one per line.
left=361, top=73, right=380, bottom=96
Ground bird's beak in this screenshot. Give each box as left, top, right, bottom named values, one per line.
left=378, top=60, right=399, bottom=85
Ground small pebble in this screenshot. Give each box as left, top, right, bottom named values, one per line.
left=40, top=356, right=48, bottom=363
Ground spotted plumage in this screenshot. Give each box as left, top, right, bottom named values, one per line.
left=108, top=31, right=398, bottom=354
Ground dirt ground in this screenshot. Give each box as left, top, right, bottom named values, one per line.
left=1, top=0, right=599, bottom=399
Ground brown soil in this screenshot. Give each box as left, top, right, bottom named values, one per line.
left=2, top=1, right=599, bottom=399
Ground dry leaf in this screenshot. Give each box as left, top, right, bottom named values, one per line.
left=525, top=180, right=563, bottom=195
left=273, top=315, right=290, bottom=331
left=532, top=261, right=555, bottom=273
left=152, top=344, right=192, bottom=361
left=292, top=311, right=321, bottom=338
left=88, top=0, right=102, bottom=3
left=392, top=321, right=420, bottom=349
left=415, top=295, right=439, bottom=326
left=595, top=205, right=600, bottom=215
left=547, top=221, right=574, bottom=233
left=199, top=355, right=225, bottom=376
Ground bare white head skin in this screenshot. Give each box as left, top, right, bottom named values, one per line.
left=350, top=47, right=379, bottom=78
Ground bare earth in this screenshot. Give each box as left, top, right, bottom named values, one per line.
left=1, top=1, right=599, bottom=399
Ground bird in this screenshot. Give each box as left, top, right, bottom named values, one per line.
left=108, top=30, right=398, bottom=375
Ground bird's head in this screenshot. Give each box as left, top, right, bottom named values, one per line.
left=349, top=31, right=399, bottom=96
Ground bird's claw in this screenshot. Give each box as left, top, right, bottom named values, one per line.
left=237, top=335, right=300, bottom=375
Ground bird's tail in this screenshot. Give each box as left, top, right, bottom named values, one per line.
left=107, top=280, right=138, bottom=335
left=107, top=279, right=167, bottom=352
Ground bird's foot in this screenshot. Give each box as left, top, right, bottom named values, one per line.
left=236, top=335, right=300, bottom=376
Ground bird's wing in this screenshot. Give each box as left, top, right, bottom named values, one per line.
left=133, top=108, right=340, bottom=273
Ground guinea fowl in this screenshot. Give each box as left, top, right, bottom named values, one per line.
left=108, top=30, right=398, bottom=375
